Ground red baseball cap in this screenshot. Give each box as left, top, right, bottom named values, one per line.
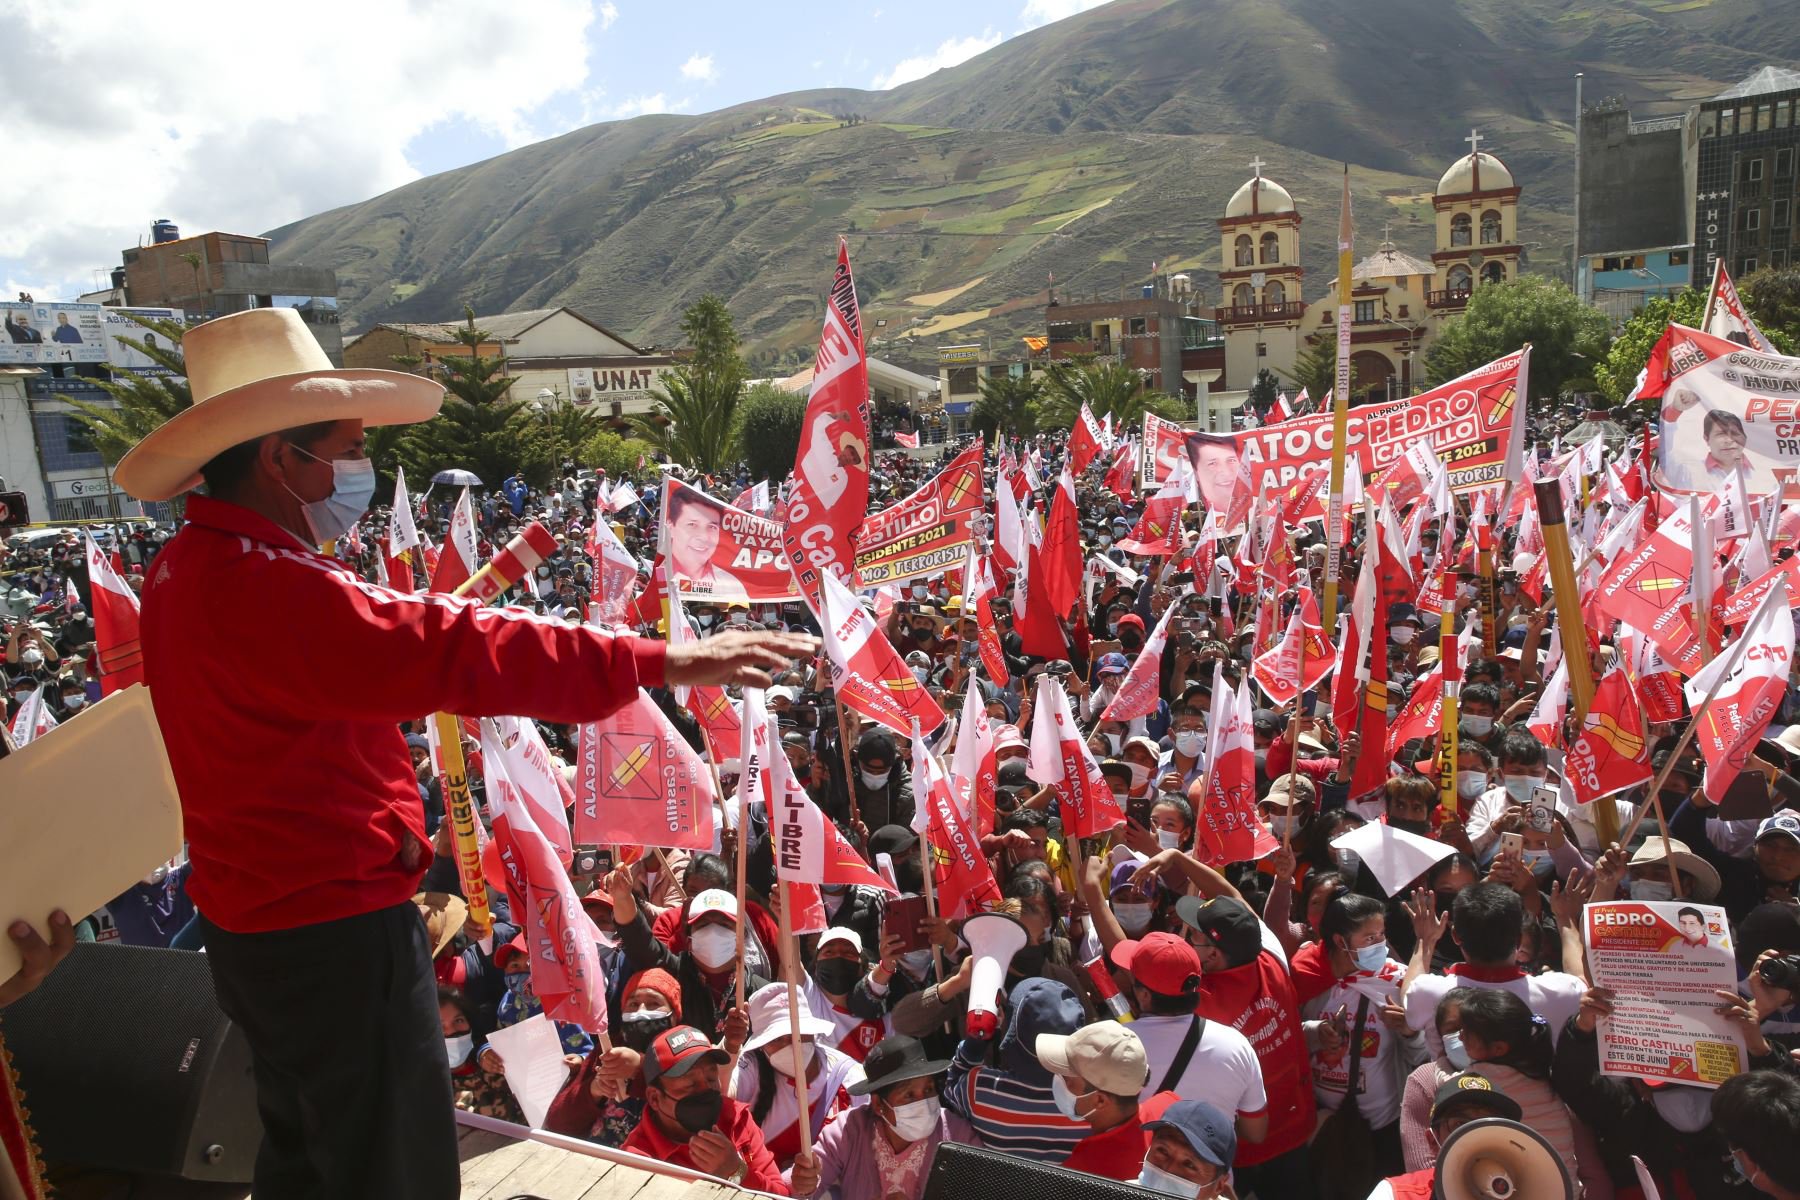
left=494, top=935, right=528, bottom=971
left=644, top=1025, right=731, bottom=1086
left=1114, top=932, right=1201, bottom=998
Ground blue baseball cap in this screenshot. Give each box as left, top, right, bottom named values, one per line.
left=1146, top=1099, right=1237, bottom=1169
left=1097, top=652, right=1131, bottom=675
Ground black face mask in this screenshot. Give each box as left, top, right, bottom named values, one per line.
left=621, top=1013, right=674, bottom=1054
left=1390, top=818, right=1431, bottom=836
left=793, top=762, right=813, bottom=783
left=1011, top=941, right=1052, bottom=976
left=813, top=957, right=863, bottom=995
left=673, top=1087, right=724, bottom=1134
left=895, top=861, right=925, bottom=895
left=1120, top=634, right=1143, bottom=653
left=910, top=625, right=934, bottom=643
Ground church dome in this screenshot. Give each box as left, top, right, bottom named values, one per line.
left=1436, top=151, right=1514, bottom=196
left=1225, top=175, right=1295, bottom=218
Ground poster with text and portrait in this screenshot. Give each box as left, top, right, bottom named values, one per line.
left=1138, top=411, right=1193, bottom=491
left=1584, top=900, right=1746, bottom=1088
left=1640, top=323, right=1800, bottom=497
left=657, top=478, right=800, bottom=603
left=854, top=440, right=985, bottom=587
left=1, top=301, right=108, bottom=365
left=100, top=307, right=185, bottom=375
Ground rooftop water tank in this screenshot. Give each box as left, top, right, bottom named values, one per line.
left=151, top=220, right=180, bottom=244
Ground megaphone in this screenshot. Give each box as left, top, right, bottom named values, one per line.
left=960, top=912, right=1029, bottom=1038
left=1431, top=1118, right=1573, bottom=1200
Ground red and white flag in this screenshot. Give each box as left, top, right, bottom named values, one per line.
left=1527, top=658, right=1570, bottom=747
left=1251, top=589, right=1337, bottom=706
left=962, top=546, right=1010, bottom=687
left=688, top=684, right=743, bottom=767
left=571, top=691, right=717, bottom=850
left=488, top=766, right=609, bottom=1034
left=893, top=430, right=920, bottom=449
left=608, top=480, right=641, bottom=513
left=586, top=517, right=641, bottom=627
left=1686, top=576, right=1794, bottom=803
left=391, top=466, right=421, bottom=558
left=1595, top=496, right=1718, bottom=674
left=1563, top=665, right=1654, bottom=806
left=1271, top=391, right=1293, bottom=422
left=1101, top=604, right=1175, bottom=722
left=1040, top=467, right=1083, bottom=617
left=728, top=687, right=774, bottom=830
left=1702, top=260, right=1774, bottom=353
left=82, top=530, right=143, bottom=695
left=950, top=675, right=999, bottom=836
left=1102, top=439, right=1137, bottom=502
left=428, top=486, right=479, bottom=594
left=782, top=240, right=872, bottom=610
left=1118, top=465, right=1189, bottom=557
left=817, top=570, right=946, bottom=736
left=483, top=716, right=575, bottom=867
left=1027, top=674, right=1124, bottom=839
left=913, top=729, right=1002, bottom=919
left=768, top=713, right=894, bottom=893
left=8, top=685, right=57, bottom=746
left=1069, top=403, right=1106, bottom=473
left=1197, top=666, right=1277, bottom=866
left=993, top=468, right=1029, bottom=580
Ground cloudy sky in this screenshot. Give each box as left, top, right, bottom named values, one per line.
left=1, top=0, right=1108, bottom=302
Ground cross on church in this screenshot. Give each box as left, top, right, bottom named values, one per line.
left=1466, top=129, right=1483, bottom=157
left=1381, top=220, right=1395, bottom=250
left=1249, top=156, right=1266, bottom=179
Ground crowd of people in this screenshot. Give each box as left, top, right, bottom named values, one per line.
left=9, top=403, right=1800, bottom=1200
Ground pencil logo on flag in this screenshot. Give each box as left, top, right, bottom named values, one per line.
left=1582, top=711, right=1645, bottom=761
left=885, top=675, right=920, bottom=694
left=946, top=466, right=978, bottom=507
left=602, top=737, right=659, bottom=798
left=1484, top=384, right=1516, bottom=426
left=1629, top=568, right=1685, bottom=600
left=701, top=690, right=731, bottom=722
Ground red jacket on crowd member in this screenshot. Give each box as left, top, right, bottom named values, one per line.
left=1196, top=949, right=1317, bottom=1165
left=1261, top=734, right=1339, bottom=787
left=621, top=1094, right=788, bottom=1194
left=140, top=494, right=667, bottom=934
left=1062, top=1113, right=1151, bottom=1180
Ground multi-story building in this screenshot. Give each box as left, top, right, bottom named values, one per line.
left=1041, top=285, right=1226, bottom=424
left=1691, top=66, right=1800, bottom=285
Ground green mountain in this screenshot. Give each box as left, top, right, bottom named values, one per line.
left=266, top=0, right=1800, bottom=374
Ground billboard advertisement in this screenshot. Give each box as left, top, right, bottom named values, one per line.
left=2, top=301, right=108, bottom=365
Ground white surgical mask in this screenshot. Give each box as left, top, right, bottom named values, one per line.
left=1651, top=1085, right=1714, bottom=1133
left=1353, top=941, right=1389, bottom=972
left=1503, top=774, right=1545, bottom=804
left=1050, top=1073, right=1085, bottom=1119
left=1127, top=763, right=1152, bottom=790
left=1441, top=1031, right=1472, bottom=1070
left=860, top=768, right=891, bottom=790
left=1389, top=627, right=1416, bottom=646
left=62, top=693, right=85, bottom=710
left=1135, top=1162, right=1203, bottom=1200
left=885, top=1096, right=941, bottom=1142
left=1457, top=770, right=1489, bottom=800
left=444, top=1033, right=474, bottom=1066
left=284, top=444, right=377, bottom=544
left=767, top=1041, right=815, bottom=1077
left=1267, top=814, right=1296, bottom=837
left=1462, top=715, right=1494, bottom=737
left=899, top=947, right=934, bottom=976
left=1519, top=848, right=1551, bottom=871
left=1629, top=879, right=1674, bottom=902
left=623, top=1007, right=673, bottom=1025
left=1174, top=730, right=1205, bottom=757
left=1115, top=901, right=1155, bottom=933
left=690, top=924, right=737, bottom=970
left=912, top=666, right=929, bottom=684
left=1156, top=827, right=1182, bottom=850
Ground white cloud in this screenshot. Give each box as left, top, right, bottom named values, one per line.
left=0, top=0, right=600, bottom=299
left=680, top=53, right=716, bottom=83
left=870, top=30, right=1003, bottom=90
left=1019, top=0, right=1109, bottom=29
left=600, top=93, right=692, bottom=120
left=598, top=1, right=619, bottom=29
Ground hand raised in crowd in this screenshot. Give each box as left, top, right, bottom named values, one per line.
left=687, top=1127, right=747, bottom=1180
left=1401, top=884, right=1449, bottom=950
left=663, top=629, right=819, bottom=690
left=918, top=914, right=959, bottom=954
left=1715, top=987, right=1773, bottom=1058
left=1550, top=866, right=1595, bottom=930
left=1746, top=950, right=1796, bottom=1019
left=1130, top=847, right=1189, bottom=890
left=874, top=931, right=906, bottom=980
left=1378, top=998, right=1409, bottom=1033
left=721, top=1002, right=751, bottom=1057
left=1574, top=986, right=1616, bottom=1034
left=1591, top=842, right=1628, bottom=902
left=0, top=912, right=74, bottom=1009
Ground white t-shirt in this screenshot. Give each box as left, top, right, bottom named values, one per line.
left=1404, top=968, right=1586, bottom=1058
left=1130, top=1012, right=1268, bottom=1118
left=1309, top=968, right=1413, bottom=1129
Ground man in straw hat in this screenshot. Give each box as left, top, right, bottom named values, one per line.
left=108, top=308, right=816, bottom=1199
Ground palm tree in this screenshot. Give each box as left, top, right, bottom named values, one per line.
left=626, top=366, right=741, bottom=475
left=972, top=372, right=1041, bottom=441
left=177, top=251, right=205, bottom=313
left=1035, top=355, right=1185, bottom=429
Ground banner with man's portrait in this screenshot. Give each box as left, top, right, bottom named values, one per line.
left=1, top=301, right=108, bottom=365
left=657, top=479, right=800, bottom=602
left=1640, top=323, right=1800, bottom=497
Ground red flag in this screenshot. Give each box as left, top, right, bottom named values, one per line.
left=1027, top=674, right=1125, bottom=839
left=428, top=487, right=478, bottom=593
left=993, top=469, right=1028, bottom=581
left=1102, top=440, right=1137, bottom=502
left=1685, top=577, right=1794, bottom=804
left=1040, top=467, right=1083, bottom=617
left=1069, top=403, right=1106, bottom=473
left=892, top=430, right=920, bottom=449
left=688, top=684, right=743, bottom=765
left=1251, top=593, right=1281, bottom=656
left=783, top=240, right=872, bottom=609
left=1196, top=668, right=1277, bottom=866
left=962, top=546, right=1010, bottom=687
left=1101, top=604, right=1175, bottom=722
left=950, top=675, right=1000, bottom=837
left=1387, top=663, right=1446, bottom=758
left=768, top=713, right=895, bottom=891
left=1718, top=556, right=1800, bottom=629
left=1251, top=589, right=1336, bottom=706
left=1528, top=659, right=1570, bottom=747
left=586, top=517, right=641, bottom=626
left=488, top=756, right=609, bottom=1033
left=1564, top=665, right=1654, bottom=807
left=82, top=530, right=143, bottom=695
left=1118, top=469, right=1188, bottom=557
left=914, top=736, right=1002, bottom=919
left=483, top=716, right=575, bottom=867
left=818, top=570, right=946, bottom=736
left=572, top=691, right=717, bottom=849
left=1595, top=497, right=1719, bottom=674
left=1013, top=538, right=1069, bottom=661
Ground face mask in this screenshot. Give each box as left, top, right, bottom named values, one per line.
left=1121, top=633, right=1143, bottom=652
left=1462, top=715, right=1494, bottom=737
left=504, top=971, right=530, bottom=994
left=767, top=1041, right=815, bottom=1078
left=729, top=611, right=747, bottom=626
left=12, top=687, right=33, bottom=699
left=1101, top=732, right=1122, bottom=755
left=912, top=666, right=929, bottom=684
left=1441, top=1031, right=1472, bottom=1070
left=1135, top=1162, right=1203, bottom=1200
left=690, top=924, right=737, bottom=970
left=1105, top=621, right=1119, bottom=637
left=1115, top=901, right=1155, bottom=933
left=885, top=1095, right=941, bottom=1142
left=445, top=1033, right=474, bottom=1065
left=673, top=1088, right=725, bottom=1134
left=1174, top=730, right=1205, bottom=757
left=860, top=768, right=891, bottom=790
left=62, top=694, right=85, bottom=710
left=813, top=957, right=862, bottom=995
left=536, top=566, right=551, bottom=578
left=1629, top=879, right=1674, bottom=902
left=1156, top=827, right=1182, bottom=850
left=695, top=614, right=716, bottom=629
left=284, top=445, right=377, bottom=543
left=910, top=625, right=934, bottom=643
left=1352, top=941, right=1389, bottom=973
left=1127, top=763, right=1152, bottom=790
left=1390, top=627, right=1416, bottom=646
left=1390, top=818, right=1430, bottom=836
left=899, top=947, right=934, bottom=976
left=622, top=1010, right=674, bottom=1052
left=19, top=649, right=43, bottom=666
left=1503, top=774, right=1545, bottom=804
left=912, top=586, right=929, bottom=600
left=1050, top=1073, right=1087, bottom=1119
left=1267, top=814, right=1295, bottom=837
left=1650, top=1085, right=1714, bottom=1133
left=1519, top=848, right=1551, bottom=871
left=1457, top=771, right=1489, bottom=800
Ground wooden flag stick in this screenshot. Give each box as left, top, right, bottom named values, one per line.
left=1437, top=574, right=1462, bottom=819
left=1282, top=613, right=1308, bottom=853
left=1535, top=479, right=1614, bottom=845
left=1323, top=163, right=1354, bottom=631
left=734, top=770, right=751, bottom=1011
left=776, top=881, right=815, bottom=1162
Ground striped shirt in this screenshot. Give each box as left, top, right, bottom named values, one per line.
left=944, top=1038, right=1090, bottom=1162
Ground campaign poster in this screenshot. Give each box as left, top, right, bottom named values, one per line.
left=658, top=478, right=799, bottom=602
left=1138, top=411, right=1192, bottom=491
left=1641, top=323, right=1800, bottom=497
left=2, top=301, right=107, bottom=365
left=1584, top=900, right=1747, bottom=1087
left=1183, top=350, right=1524, bottom=516
left=854, top=440, right=985, bottom=586
left=100, top=307, right=185, bottom=375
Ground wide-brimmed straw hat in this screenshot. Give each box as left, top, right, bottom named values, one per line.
left=114, top=308, right=443, bottom=501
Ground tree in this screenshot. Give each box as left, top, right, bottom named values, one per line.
left=397, top=308, right=530, bottom=491
left=66, top=313, right=192, bottom=464
left=1281, top=331, right=1344, bottom=403
left=1733, top=267, right=1800, bottom=353
left=579, top=428, right=659, bottom=478
left=1034, top=356, right=1184, bottom=430
left=177, top=251, right=205, bottom=310
left=1248, top=367, right=1280, bottom=417
left=517, top=400, right=609, bottom=486
left=736, top=382, right=807, bottom=483
left=972, top=371, right=1041, bottom=442
left=626, top=367, right=741, bottom=475
left=1423, top=275, right=1610, bottom=405
left=1594, top=288, right=1706, bottom=404
left=681, top=294, right=748, bottom=393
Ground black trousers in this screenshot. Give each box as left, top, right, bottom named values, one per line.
left=201, top=903, right=460, bottom=1199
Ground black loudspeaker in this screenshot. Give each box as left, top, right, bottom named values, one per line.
left=924, top=1141, right=1158, bottom=1200
left=2, top=944, right=262, bottom=1181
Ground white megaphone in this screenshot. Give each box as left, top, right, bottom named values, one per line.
left=1431, top=1118, right=1573, bottom=1200
left=960, top=912, right=1029, bottom=1039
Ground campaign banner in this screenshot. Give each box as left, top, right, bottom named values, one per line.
left=1138, top=411, right=1192, bottom=491
left=2, top=300, right=108, bottom=365
left=853, top=441, right=985, bottom=587
left=1169, top=351, right=1524, bottom=514
left=1584, top=900, right=1746, bottom=1087
left=658, top=478, right=800, bottom=602
left=100, top=307, right=185, bottom=375
left=1642, top=323, right=1800, bottom=497
left=573, top=690, right=716, bottom=850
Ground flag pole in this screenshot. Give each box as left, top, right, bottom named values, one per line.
left=776, top=881, right=815, bottom=1165
left=732, top=760, right=751, bottom=1011
left=1282, top=616, right=1308, bottom=853
left=1691, top=495, right=1713, bottom=667
left=835, top=701, right=865, bottom=848
left=1536, top=477, right=1613, bottom=843
left=1322, top=163, right=1354, bottom=631
left=1436, top=575, right=1462, bottom=818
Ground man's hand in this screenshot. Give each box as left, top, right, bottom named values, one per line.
left=592, top=1046, right=642, bottom=1100
left=0, top=913, right=73, bottom=1008
left=664, top=630, right=819, bottom=690
left=687, top=1128, right=746, bottom=1179
left=721, top=1003, right=751, bottom=1056
left=1574, top=986, right=1615, bottom=1034
left=919, top=914, right=960, bottom=953
left=790, top=1149, right=822, bottom=1196
left=1401, top=885, right=1448, bottom=949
